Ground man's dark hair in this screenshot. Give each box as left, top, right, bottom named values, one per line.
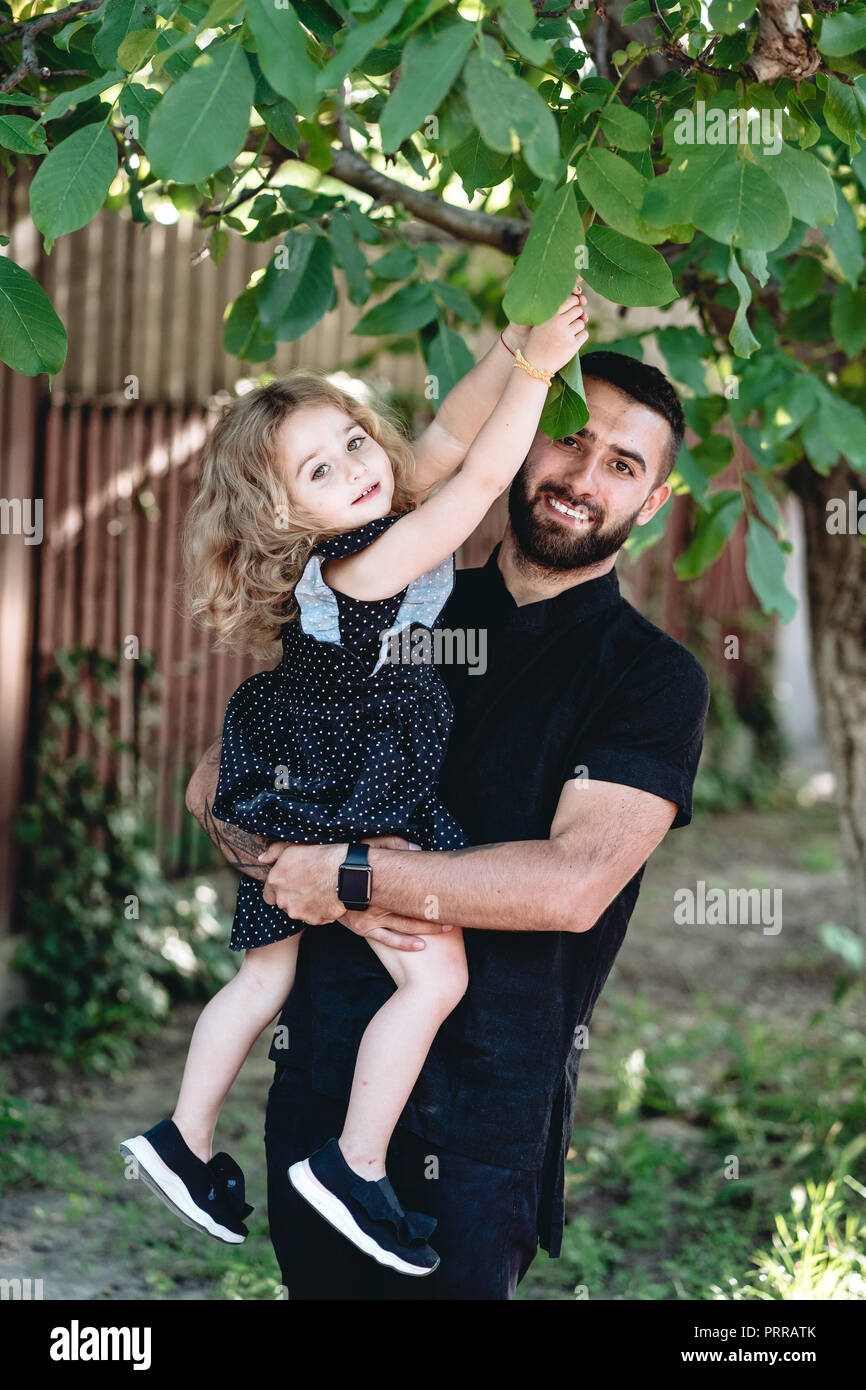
left=578, top=350, right=685, bottom=482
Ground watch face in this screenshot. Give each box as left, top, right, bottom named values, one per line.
left=340, top=865, right=371, bottom=902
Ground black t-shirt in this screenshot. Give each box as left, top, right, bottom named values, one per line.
left=268, top=549, right=710, bottom=1255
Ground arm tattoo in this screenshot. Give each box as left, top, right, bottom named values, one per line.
left=202, top=795, right=271, bottom=881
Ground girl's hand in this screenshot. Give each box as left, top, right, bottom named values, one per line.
left=502, top=277, right=582, bottom=355
left=524, top=285, right=589, bottom=376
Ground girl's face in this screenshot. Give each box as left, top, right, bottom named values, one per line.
left=278, top=404, right=395, bottom=530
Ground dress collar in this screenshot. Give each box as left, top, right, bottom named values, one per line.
left=478, top=544, right=622, bottom=629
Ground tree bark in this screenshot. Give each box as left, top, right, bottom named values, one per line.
left=791, top=458, right=866, bottom=935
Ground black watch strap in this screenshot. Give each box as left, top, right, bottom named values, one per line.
left=338, top=842, right=372, bottom=911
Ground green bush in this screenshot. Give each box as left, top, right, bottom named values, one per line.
left=2, top=648, right=233, bottom=1072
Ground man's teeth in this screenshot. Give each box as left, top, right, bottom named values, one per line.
left=549, top=497, right=590, bottom=522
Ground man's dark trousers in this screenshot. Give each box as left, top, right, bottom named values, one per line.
left=265, top=1067, right=542, bottom=1300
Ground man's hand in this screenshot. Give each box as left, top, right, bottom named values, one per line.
left=256, top=835, right=450, bottom=944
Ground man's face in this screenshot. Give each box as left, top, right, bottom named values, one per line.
left=508, top=378, right=673, bottom=571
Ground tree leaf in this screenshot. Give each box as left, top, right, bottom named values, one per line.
left=819, top=5, right=866, bottom=58
left=39, top=68, right=125, bottom=123
left=258, top=231, right=336, bottom=340
left=464, top=48, right=560, bottom=181
left=763, top=141, right=837, bottom=227
left=223, top=286, right=275, bottom=361
left=93, top=0, right=152, bottom=71
left=816, top=383, right=866, bottom=471
left=246, top=0, right=320, bottom=113
left=656, top=325, right=710, bottom=394
left=352, top=281, right=438, bottom=335
left=425, top=321, right=474, bottom=401
left=0, top=255, right=67, bottom=375
left=503, top=181, right=583, bottom=323
left=728, top=251, right=761, bottom=359
left=583, top=225, right=676, bottom=306
left=329, top=208, right=369, bottom=306
left=598, top=101, right=652, bottom=151
left=0, top=114, right=48, bottom=155
left=675, top=490, right=743, bottom=579
left=819, top=73, right=866, bottom=151
left=380, top=19, right=473, bottom=154
left=30, top=120, right=118, bottom=241
left=824, top=187, right=864, bottom=287
left=318, top=0, right=406, bottom=90
left=451, top=128, right=510, bottom=198
left=830, top=283, right=866, bottom=356
left=745, top=518, right=797, bottom=622
left=146, top=38, right=254, bottom=184
left=539, top=378, right=589, bottom=440
left=708, top=0, right=758, bottom=35
left=692, top=158, right=791, bottom=251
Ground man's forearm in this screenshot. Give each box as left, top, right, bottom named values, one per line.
left=185, top=739, right=270, bottom=881
left=365, top=840, right=594, bottom=934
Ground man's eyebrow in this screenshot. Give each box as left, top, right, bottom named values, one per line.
left=296, top=421, right=358, bottom=475
left=563, top=426, right=647, bottom=475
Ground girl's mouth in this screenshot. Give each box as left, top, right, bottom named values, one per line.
left=543, top=493, right=592, bottom=526
left=352, top=481, right=380, bottom=505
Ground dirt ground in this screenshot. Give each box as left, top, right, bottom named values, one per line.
left=0, top=801, right=851, bottom=1299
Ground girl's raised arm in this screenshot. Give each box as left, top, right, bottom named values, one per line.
left=324, top=294, right=589, bottom=602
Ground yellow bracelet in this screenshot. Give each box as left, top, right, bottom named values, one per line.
left=513, top=348, right=554, bottom=386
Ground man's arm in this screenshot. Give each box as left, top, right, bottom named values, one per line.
left=185, top=738, right=271, bottom=882
left=258, top=779, right=679, bottom=934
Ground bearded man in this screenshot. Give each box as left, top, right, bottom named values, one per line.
left=186, top=350, right=710, bottom=1301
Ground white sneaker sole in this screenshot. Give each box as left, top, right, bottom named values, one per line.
left=118, top=1135, right=246, bottom=1244
left=288, top=1158, right=439, bottom=1277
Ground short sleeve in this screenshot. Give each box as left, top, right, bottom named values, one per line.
left=313, top=515, right=400, bottom=560
left=571, top=637, right=710, bottom=828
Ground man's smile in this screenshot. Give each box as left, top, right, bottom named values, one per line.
left=541, top=491, right=595, bottom=527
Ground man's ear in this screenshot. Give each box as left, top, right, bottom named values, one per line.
left=635, top=480, right=672, bottom=526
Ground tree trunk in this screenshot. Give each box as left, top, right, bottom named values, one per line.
left=792, top=459, right=866, bottom=936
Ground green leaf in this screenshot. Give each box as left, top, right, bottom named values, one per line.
left=691, top=158, right=791, bottom=251
left=746, top=472, right=781, bottom=531
left=643, top=144, right=735, bottom=227
left=503, top=181, right=583, bottom=323
left=117, top=28, right=158, bottom=71
left=93, top=0, right=152, bottom=71
left=816, top=384, right=866, bottom=471
left=728, top=251, right=761, bottom=359
left=819, top=6, right=866, bottom=59
left=820, top=73, right=866, bottom=151
left=0, top=114, right=48, bottom=155
left=672, top=442, right=709, bottom=504
left=317, top=0, right=406, bottom=90
left=380, top=19, right=473, bottom=154
left=259, top=98, right=300, bottom=152
left=451, top=129, right=510, bottom=198
left=464, top=48, right=560, bottom=181
left=576, top=146, right=664, bottom=243
left=40, top=68, right=125, bottom=124
left=119, top=83, right=160, bottom=144
left=830, top=283, right=866, bottom=355
left=425, top=322, right=474, bottom=401
left=223, top=286, right=275, bottom=361
left=675, top=491, right=743, bottom=580
left=763, top=141, right=837, bottom=226
left=258, top=231, right=336, bottom=341
left=539, top=378, right=589, bottom=440
left=656, top=325, right=709, bottom=394
left=432, top=279, right=480, bottom=324
left=583, top=225, right=676, bottom=307
left=352, top=281, right=438, bottom=336
left=0, top=256, right=67, bottom=376
left=800, top=414, right=839, bottom=474
left=329, top=209, right=369, bottom=306
left=370, top=245, right=416, bottom=281
left=708, top=0, right=757, bottom=35
left=745, top=518, right=797, bottom=623
left=30, top=121, right=118, bottom=242
left=598, top=102, right=652, bottom=151
left=824, top=187, right=864, bottom=287
left=147, top=38, right=254, bottom=185
left=246, top=0, right=320, bottom=113
left=347, top=200, right=381, bottom=244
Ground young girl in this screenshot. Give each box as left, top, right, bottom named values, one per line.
left=120, top=287, right=589, bottom=1277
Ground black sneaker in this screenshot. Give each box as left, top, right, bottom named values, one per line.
left=118, top=1118, right=253, bottom=1244
left=289, top=1138, right=439, bottom=1276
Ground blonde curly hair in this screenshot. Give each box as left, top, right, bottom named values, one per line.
left=183, top=372, right=418, bottom=658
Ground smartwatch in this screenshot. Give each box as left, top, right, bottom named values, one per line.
left=337, top=842, right=372, bottom=912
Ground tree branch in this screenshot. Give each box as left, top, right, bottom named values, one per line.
left=746, top=0, right=821, bottom=83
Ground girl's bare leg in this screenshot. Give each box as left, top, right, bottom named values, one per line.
left=337, top=929, right=468, bottom=1179
left=172, top=933, right=301, bottom=1162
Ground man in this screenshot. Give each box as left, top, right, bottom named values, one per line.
left=186, top=351, right=710, bottom=1300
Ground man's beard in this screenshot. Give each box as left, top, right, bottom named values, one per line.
left=507, top=471, right=645, bottom=572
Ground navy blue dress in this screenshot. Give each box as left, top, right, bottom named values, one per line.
left=212, top=517, right=469, bottom=951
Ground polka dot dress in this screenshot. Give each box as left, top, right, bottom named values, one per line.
left=212, top=517, right=469, bottom=951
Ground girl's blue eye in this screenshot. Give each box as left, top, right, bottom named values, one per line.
left=311, top=463, right=329, bottom=480
left=347, top=435, right=364, bottom=452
